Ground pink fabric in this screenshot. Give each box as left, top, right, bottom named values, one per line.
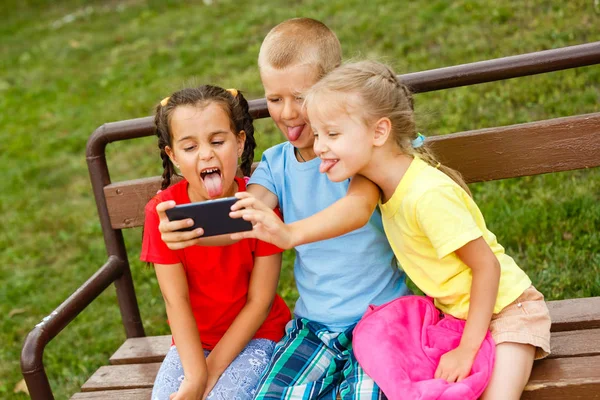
left=353, top=296, right=495, bottom=400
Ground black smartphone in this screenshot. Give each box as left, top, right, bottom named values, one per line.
left=165, top=197, right=252, bottom=237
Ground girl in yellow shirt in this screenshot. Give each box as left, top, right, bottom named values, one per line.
left=230, top=60, right=551, bottom=400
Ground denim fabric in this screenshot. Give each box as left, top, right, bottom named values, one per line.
left=152, top=338, right=276, bottom=400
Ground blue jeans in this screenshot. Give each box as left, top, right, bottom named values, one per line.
left=152, top=338, right=276, bottom=400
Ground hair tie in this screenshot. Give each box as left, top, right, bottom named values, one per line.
left=435, top=162, right=441, bottom=169
left=411, top=132, right=425, bottom=148
left=226, top=88, right=238, bottom=97
left=160, top=96, right=170, bottom=106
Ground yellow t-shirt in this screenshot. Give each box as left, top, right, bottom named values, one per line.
left=379, top=157, right=531, bottom=319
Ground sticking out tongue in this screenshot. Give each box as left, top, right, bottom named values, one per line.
left=287, top=125, right=304, bottom=142
left=319, top=159, right=338, bottom=174
left=203, top=172, right=223, bottom=198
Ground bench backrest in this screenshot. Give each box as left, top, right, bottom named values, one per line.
left=102, top=112, right=600, bottom=230
left=86, top=41, right=600, bottom=337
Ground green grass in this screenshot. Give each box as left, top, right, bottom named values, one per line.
left=1, top=0, right=599, bottom=398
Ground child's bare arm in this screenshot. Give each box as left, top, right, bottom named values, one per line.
left=435, top=237, right=501, bottom=383
left=202, top=252, right=282, bottom=396
left=289, top=175, right=379, bottom=243
left=246, top=183, right=279, bottom=209
left=231, top=175, right=379, bottom=248
left=154, top=262, right=208, bottom=397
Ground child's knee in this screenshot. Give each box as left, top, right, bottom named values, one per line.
left=482, top=343, right=536, bottom=400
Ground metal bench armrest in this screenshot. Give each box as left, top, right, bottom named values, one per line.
left=20, top=256, right=126, bottom=400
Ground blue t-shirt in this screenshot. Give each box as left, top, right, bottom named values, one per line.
left=249, top=142, right=409, bottom=331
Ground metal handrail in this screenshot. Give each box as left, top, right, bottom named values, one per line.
left=20, top=256, right=126, bottom=400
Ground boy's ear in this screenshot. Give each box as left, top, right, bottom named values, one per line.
left=372, top=117, right=392, bottom=147
left=237, top=130, right=246, bottom=156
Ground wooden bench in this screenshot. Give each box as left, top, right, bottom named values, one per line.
left=21, top=41, right=600, bottom=400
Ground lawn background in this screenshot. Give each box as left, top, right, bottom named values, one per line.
left=1, top=0, right=599, bottom=398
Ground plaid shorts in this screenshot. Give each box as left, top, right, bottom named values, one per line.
left=254, top=318, right=386, bottom=400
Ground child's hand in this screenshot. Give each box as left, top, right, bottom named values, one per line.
left=157, top=201, right=205, bottom=250
left=169, top=375, right=205, bottom=400
left=434, top=345, right=476, bottom=383
left=229, top=192, right=295, bottom=249
left=201, top=372, right=221, bottom=399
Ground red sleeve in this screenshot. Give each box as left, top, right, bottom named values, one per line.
left=254, top=207, right=284, bottom=257
left=140, top=197, right=181, bottom=265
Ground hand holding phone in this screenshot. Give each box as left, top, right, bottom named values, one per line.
left=165, top=197, right=252, bottom=237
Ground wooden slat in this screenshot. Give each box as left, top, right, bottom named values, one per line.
left=547, top=297, right=600, bottom=332
left=110, top=335, right=171, bottom=365
left=71, top=388, right=152, bottom=399
left=81, top=363, right=160, bottom=392
left=523, top=355, right=600, bottom=399
left=429, top=112, right=600, bottom=184
left=104, top=176, right=180, bottom=230
left=549, top=328, right=600, bottom=359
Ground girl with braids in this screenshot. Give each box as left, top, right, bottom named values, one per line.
left=141, top=85, right=290, bottom=400
left=231, top=61, right=551, bottom=399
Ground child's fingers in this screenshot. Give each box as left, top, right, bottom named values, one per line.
left=446, top=371, right=458, bottom=383
left=232, top=192, right=255, bottom=210
left=230, top=198, right=254, bottom=211
left=160, top=228, right=204, bottom=249
left=242, top=210, right=269, bottom=224
left=230, top=209, right=265, bottom=224
left=247, top=198, right=271, bottom=212
left=161, top=227, right=204, bottom=242
left=434, top=365, right=442, bottom=379
left=231, top=195, right=271, bottom=212
left=171, top=227, right=203, bottom=239
left=156, top=200, right=197, bottom=235
left=435, top=365, right=451, bottom=382
left=229, top=210, right=243, bottom=219
left=159, top=218, right=194, bottom=233
left=156, top=200, right=176, bottom=219
left=231, top=230, right=259, bottom=241
left=165, top=237, right=204, bottom=250
left=234, top=191, right=253, bottom=200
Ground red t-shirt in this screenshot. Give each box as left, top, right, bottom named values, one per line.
left=140, top=177, right=290, bottom=350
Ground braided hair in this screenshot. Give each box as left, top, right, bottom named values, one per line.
left=154, top=85, right=256, bottom=190
left=304, top=60, right=470, bottom=195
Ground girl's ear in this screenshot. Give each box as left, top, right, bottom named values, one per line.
left=165, top=145, right=178, bottom=166
left=372, top=117, right=392, bottom=147
left=237, top=130, right=246, bottom=157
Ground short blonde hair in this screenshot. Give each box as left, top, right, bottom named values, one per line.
left=258, top=18, right=342, bottom=78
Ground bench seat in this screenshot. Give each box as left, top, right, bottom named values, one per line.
left=70, top=297, right=600, bottom=399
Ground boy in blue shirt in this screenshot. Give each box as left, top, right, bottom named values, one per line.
left=158, top=18, right=409, bottom=399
